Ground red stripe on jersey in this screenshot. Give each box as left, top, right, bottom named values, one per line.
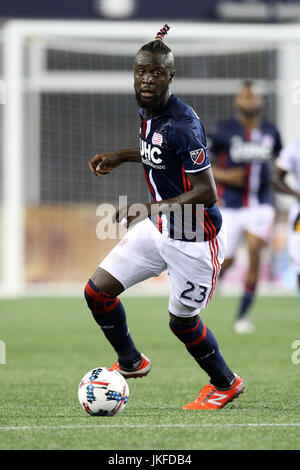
left=243, top=163, right=251, bottom=207
left=204, top=209, right=217, bottom=240
left=143, top=168, right=156, bottom=201
left=181, top=164, right=188, bottom=192
left=143, top=168, right=162, bottom=233
left=243, top=129, right=252, bottom=207
left=196, top=206, right=216, bottom=243
left=217, top=150, right=228, bottom=201
left=142, top=118, right=147, bottom=137
left=195, top=207, right=209, bottom=241
left=245, top=129, right=251, bottom=141
left=181, top=165, right=192, bottom=192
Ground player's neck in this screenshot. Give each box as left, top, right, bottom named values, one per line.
left=238, top=114, right=260, bottom=130
left=143, top=92, right=172, bottom=119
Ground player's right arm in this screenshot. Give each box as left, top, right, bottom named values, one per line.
left=89, top=147, right=141, bottom=177
left=212, top=166, right=245, bottom=188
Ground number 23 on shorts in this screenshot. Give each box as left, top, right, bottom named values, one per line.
left=181, top=281, right=208, bottom=304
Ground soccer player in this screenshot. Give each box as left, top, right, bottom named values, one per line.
left=86, top=25, right=244, bottom=410
left=209, top=82, right=282, bottom=333
left=273, top=139, right=300, bottom=299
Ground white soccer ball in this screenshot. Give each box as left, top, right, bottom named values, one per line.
left=78, top=367, right=129, bottom=416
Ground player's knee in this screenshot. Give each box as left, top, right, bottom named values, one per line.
left=169, top=312, right=199, bottom=323
left=169, top=313, right=206, bottom=346
left=84, top=279, right=119, bottom=314
left=169, top=312, right=200, bottom=333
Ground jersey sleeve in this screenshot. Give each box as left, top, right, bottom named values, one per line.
left=275, top=142, right=296, bottom=173
left=172, top=118, right=211, bottom=173
left=273, top=127, right=283, bottom=158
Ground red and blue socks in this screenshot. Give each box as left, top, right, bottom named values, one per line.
left=84, top=279, right=142, bottom=370
left=237, top=281, right=257, bottom=319
left=170, top=316, right=235, bottom=389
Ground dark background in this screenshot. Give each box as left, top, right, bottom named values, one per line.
left=0, top=0, right=299, bottom=22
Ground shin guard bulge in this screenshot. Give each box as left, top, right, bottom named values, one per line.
left=84, top=279, right=141, bottom=369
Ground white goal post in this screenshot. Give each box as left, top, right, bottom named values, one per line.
left=1, top=20, right=300, bottom=296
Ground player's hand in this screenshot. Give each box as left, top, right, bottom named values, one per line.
left=89, top=152, right=122, bottom=177
left=224, top=167, right=245, bottom=188
left=113, top=204, right=149, bottom=229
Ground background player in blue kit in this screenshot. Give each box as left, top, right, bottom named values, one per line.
left=209, top=82, right=282, bottom=333
left=86, top=25, right=245, bottom=409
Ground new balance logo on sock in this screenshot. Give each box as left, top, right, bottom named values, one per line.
left=196, top=349, right=216, bottom=361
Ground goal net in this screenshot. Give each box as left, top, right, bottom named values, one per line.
left=1, top=21, right=300, bottom=296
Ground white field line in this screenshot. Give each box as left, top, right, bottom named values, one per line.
left=0, top=423, right=300, bottom=431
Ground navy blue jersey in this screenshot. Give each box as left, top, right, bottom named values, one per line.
left=208, top=118, right=282, bottom=208
left=139, top=94, right=222, bottom=242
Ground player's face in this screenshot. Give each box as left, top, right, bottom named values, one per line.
left=134, top=51, right=174, bottom=113
left=235, top=85, right=263, bottom=117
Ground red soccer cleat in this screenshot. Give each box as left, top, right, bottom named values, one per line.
left=183, top=374, right=245, bottom=410
left=109, top=353, right=151, bottom=379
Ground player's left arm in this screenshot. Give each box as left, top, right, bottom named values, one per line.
left=150, top=167, right=217, bottom=213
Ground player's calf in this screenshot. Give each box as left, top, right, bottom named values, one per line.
left=84, top=279, right=142, bottom=370
left=169, top=313, right=235, bottom=389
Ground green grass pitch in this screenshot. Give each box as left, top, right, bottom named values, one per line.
left=0, top=294, right=300, bottom=450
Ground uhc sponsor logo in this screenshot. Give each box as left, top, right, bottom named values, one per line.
left=190, top=148, right=205, bottom=165
left=140, top=138, right=163, bottom=166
